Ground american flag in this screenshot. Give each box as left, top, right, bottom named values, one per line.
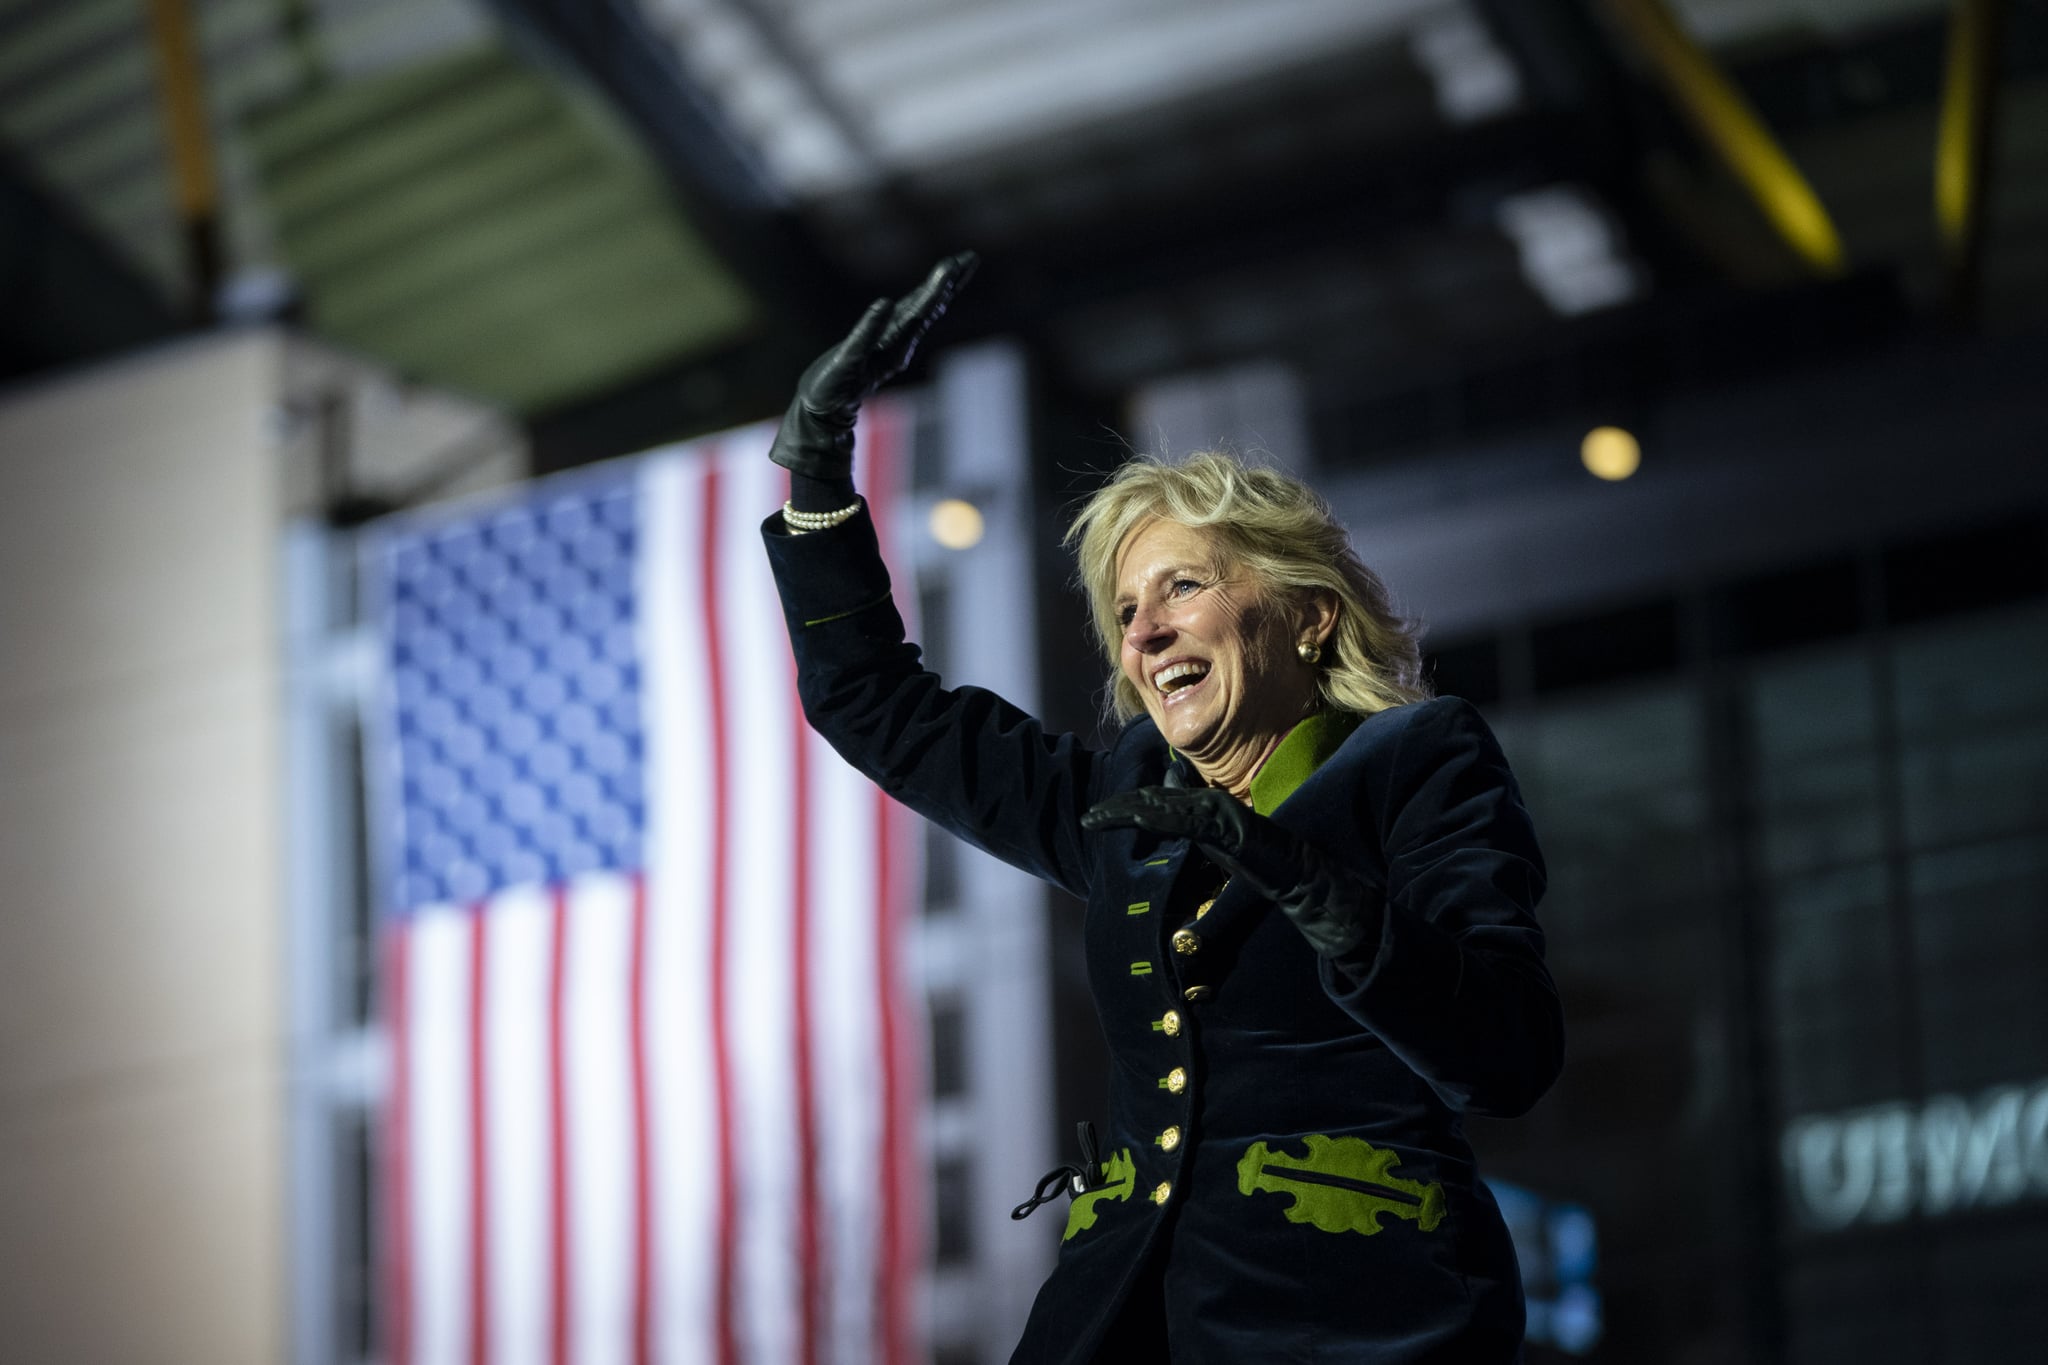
left=366, top=411, right=923, bottom=1365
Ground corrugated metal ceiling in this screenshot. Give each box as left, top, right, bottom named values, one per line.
left=1, top=0, right=2042, bottom=435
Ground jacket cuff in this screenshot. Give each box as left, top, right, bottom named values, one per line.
left=760, top=504, right=897, bottom=632
left=1317, top=892, right=1466, bottom=1031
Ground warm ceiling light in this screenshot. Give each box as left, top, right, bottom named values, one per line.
left=929, top=498, right=985, bottom=550
left=1581, top=426, right=1641, bottom=481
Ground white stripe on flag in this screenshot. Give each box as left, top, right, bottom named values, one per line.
left=564, top=871, right=638, bottom=1365
left=718, top=446, right=805, bottom=1365
left=642, top=448, right=720, bottom=1365
left=484, top=886, right=551, bottom=1365
left=408, top=905, right=472, bottom=1365
left=811, top=723, right=884, bottom=1365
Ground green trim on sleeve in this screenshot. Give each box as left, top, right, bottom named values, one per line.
left=801, top=589, right=894, bottom=628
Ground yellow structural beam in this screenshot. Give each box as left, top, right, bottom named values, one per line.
left=1601, top=0, right=1846, bottom=277
left=1935, top=0, right=2007, bottom=314
left=144, top=0, right=222, bottom=308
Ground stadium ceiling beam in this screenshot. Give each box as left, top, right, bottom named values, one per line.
left=1466, top=0, right=1713, bottom=287
left=1005, top=106, right=1619, bottom=322
left=478, top=0, right=854, bottom=335
left=1594, top=0, right=1847, bottom=278
left=695, top=0, right=959, bottom=281
left=1468, top=0, right=1628, bottom=112
left=143, top=0, right=224, bottom=319
left=1935, top=0, right=2010, bottom=325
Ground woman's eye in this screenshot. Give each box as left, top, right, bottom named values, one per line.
left=1170, top=578, right=1200, bottom=597
left=1117, top=605, right=1136, bottom=627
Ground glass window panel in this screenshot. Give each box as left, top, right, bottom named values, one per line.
left=1891, top=601, right=2048, bottom=738
left=934, top=1155, right=973, bottom=1265
left=1783, top=1246, right=1930, bottom=1365
left=1898, top=724, right=2048, bottom=851
left=1512, top=687, right=1709, bottom=939
left=1933, top=1223, right=2048, bottom=1360
left=929, top=995, right=968, bottom=1100
left=1754, top=748, right=1885, bottom=879
left=1909, top=835, right=2048, bottom=1094
left=924, top=819, right=961, bottom=913
left=1542, top=922, right=1733, bottom=1164
left=1772, top=863, right=1914, bottom=1114
left=1747, top=650, right=1887, bottom=903
left=1892, top=603, right=2048, bottom=851
left=1747, top=647, right=1880, bottom=763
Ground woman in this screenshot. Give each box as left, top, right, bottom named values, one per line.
left=763, top=255, right=1563, bottom=1363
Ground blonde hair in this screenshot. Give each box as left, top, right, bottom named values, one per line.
left=1065, top=451, right=1431, bottom=725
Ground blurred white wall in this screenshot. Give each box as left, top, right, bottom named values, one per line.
left=0, top=330, right=515, bottom=1364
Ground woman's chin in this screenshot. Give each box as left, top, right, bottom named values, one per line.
left=1159, top=708, right=1218, bottom=756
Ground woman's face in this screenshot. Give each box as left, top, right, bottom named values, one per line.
left=1114, top=518, right=1319, bottom=768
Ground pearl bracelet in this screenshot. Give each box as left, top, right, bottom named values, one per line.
left=782, top=498, right=863, bottom=533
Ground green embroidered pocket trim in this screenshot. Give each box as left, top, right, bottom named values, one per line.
left=1126, top=901, right=1151, bottom=916
left=1063, top=1149, right=1137, bottom=1242
left=1129, top=961, right=1153, bottom=977
left=1236, top=1135, right=1445, bottom=1237
left=1143, top=857, right=1171, bottom=867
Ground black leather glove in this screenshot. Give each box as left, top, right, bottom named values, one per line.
left=1081, top=787, right=1381, bottom=958
left=768, top=252, right=978, bottom=482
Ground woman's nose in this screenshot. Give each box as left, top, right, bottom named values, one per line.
left=1124, top=603, right=1172, bottom=652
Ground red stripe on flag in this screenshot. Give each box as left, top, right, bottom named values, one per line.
left=629, top=872, right=654, bottom=1365
left=791, top=665, right=822, bottom=1365
left=468, top=906, right=491, bottom=1365
left=548, top=886, right=571, bottom=1365
left=701, top=460, right=741, bottom=1365
left=384, top=927, right=414, bottom=1365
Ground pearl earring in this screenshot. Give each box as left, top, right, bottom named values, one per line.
left=1297, top=640, right=1322, bottom=665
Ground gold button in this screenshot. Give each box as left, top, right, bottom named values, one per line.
left=1183, top=984, right=1213, bottom=1003
left=1166, top=1066, right=1187, bottom=1094
left=1160, top=1010, right=1182, bottom=1037
left=1159, top=1125, right=1182, bottom=1152
left=1152, top=1181, right=1173, bottom=1205
left=1171, top=927, right=1200, bottom=955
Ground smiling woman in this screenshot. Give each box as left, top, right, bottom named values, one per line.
left=1107, top=515, right=1325, bottom=795
left=1069, top=451, right=1431, bottom=724
left=761, top=257, right=1563, bottom=1365
left=1068, top=454, right=1430, bottom=796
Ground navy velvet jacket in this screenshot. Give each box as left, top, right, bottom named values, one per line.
left=764, top=508, right=1563, bottom=1364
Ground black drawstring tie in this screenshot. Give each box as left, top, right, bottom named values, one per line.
left=1011, top=1121, right=1102, bottom=1222
left=1011, top=1165, right=1089, bottom=1221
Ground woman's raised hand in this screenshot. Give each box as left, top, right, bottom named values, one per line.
left=768, top=252, right=979, bottom=482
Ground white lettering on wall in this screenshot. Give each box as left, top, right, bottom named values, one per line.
left=1782, top=1080, right=2048, bottom=1230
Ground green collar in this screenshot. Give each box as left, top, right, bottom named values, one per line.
left=1247, top=710, right=1363, bottom=816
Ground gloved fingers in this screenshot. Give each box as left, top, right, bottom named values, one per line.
left=841, top=296, right=895, bottom=356
left=1081, top=787, right=1196, bottom=837
left=794, top=297, right=893, bottom=420
left=1080, top=787, right=1242, bottom=856
left=876, top=251, right=978, bottom=362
